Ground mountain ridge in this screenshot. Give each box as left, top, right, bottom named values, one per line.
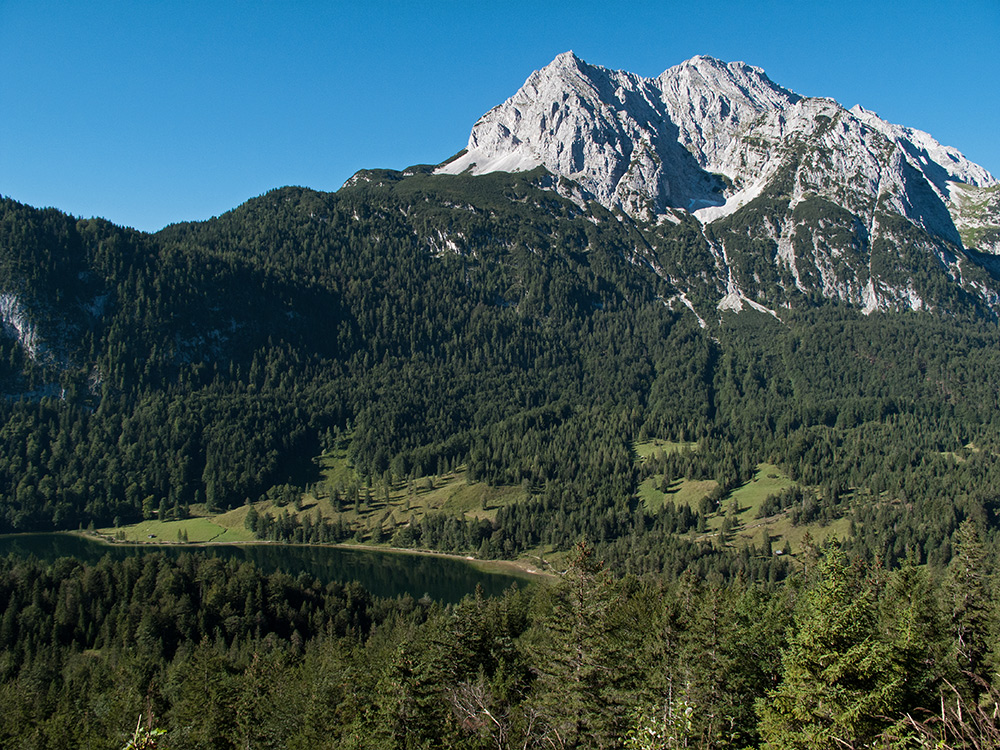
left=438, top=52, right=995, bottom=222
left=436, top=52, right=1000, bottom=315
left=1, top=135, right=1000, bottom=608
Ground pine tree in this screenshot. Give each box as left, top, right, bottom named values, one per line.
left=946, top=519, right=994, bottom=693
left=757, top=545, right=904, bottom=749
left=880, top=553, right=946, bottom=714
left=525, top=541, right=640, bottom=749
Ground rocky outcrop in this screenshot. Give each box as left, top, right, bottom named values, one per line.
left=0, top=292, right=41, bottom=359
left=437, top=51, right=1000, bottom=315
left=438, top=52, right=801, bottom=220
left=438, top=52, right=996, bottom=246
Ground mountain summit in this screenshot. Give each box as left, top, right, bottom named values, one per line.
left=438, top=52, right=1000, bottom=312
left=440, top=53, right=994, bottom=227
left=439, top=52, right=802, bottom=219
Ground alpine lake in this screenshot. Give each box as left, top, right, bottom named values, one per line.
left=0, top=533, right=534, bottom=603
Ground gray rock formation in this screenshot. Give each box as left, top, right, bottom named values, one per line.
left=437, top=52, right=1000, bottom=315
left=438, top=52, right=995, bottom=247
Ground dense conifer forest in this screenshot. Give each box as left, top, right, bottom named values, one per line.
left=1, top=166, right=1000, bottom=746
left=1, top=534, right=997, bottom=748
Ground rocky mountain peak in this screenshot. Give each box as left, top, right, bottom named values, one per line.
left=437, top=52, right=804, bottom=218
left=656, top=56, right=800, bottom=171
left=435, top=52, right=1000, bottom=316
left=547, top=49, right=584, bottom=70
left=438, top=53, right=995, bottom=235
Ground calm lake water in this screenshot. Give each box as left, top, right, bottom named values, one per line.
left=0, top=533, right=528, bottom=603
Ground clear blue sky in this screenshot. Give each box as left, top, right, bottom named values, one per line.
left=2, top=0, right=998, bottom=233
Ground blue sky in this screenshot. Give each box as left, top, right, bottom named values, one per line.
left=2, top=0, right=998, bottom=233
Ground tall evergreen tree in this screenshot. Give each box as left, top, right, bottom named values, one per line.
left=946, top=519, right=995, bottom=694
left=757, top=545, right=905, bottom=749
left=525, top=542, right=640, bottom=749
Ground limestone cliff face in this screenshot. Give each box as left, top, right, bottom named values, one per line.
left=438, top=52, right=801, bottom=220
left=438, top=52, right=1000, bottom=314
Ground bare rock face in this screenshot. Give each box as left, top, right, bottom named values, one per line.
left=656, top=55, right=801, bottom=170
left=437, top=51, right=1000, bottom=315
left=438, top=52, right=995, bottom=241
left=438, top=52, right=801, bottom=219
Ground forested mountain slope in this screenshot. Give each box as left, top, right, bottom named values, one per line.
left=2, top=52, right=1000, bottom=581
left=0, top=159, right=999, bottom=579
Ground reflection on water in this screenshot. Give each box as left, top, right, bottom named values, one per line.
left=0, top=533, right=525, bottom=603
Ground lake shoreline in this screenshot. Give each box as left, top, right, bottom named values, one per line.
left=63, top=529, right=554, bottom=581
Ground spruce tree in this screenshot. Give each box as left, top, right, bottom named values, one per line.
left=757, top=545, right=904, bottom=749
left=525, top=541, right=639, bottom=749
left=946, top=519, right=994, bottom=694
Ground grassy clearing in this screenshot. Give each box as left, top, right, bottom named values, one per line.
left=97, top=515, right=255, bottom=544
left=308, top=464, right=528, bottom=538
left=320, top=465, right=522, bottom=518
left=759, top=516, right=852, bottom=555
left=97, top=455, right=526, bottom=548
left=670, top=480, right=719, bottom=509
left=315, top=441, right=358, bottom=488
left=726, top=463, right=794, bottom=518
left=245, top=435, right=530, bottom=543
left=639, top=476, right=718, bottom=512
left=633, top=438, right=698, bottom=461
left=214, top=505, right=258, bottom=533
left=99, top=446, right=848, bottom=563
left=689, top=463, right=851, bottom=555
left=637, top=477, right=663, bottom=510
left=707, top=463, right=792, bottom=539
left=509, top=544, right=574, bottom=577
